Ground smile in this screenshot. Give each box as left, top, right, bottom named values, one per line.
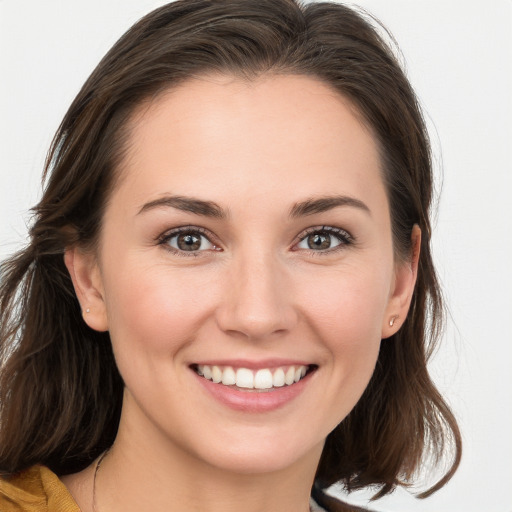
left=193, top=364, right=314, bottom=391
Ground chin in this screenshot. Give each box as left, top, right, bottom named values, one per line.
left=191, top=430, right=325, bottom=476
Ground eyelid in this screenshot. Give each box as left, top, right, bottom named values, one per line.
left=157, top=225, right=222, bottom=255
left=156, top=224, right=354, bottom=256
left=292, top=225, right=354, bottom=252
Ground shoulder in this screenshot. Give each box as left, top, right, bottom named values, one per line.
left=0, top=465, right=80, bottom=512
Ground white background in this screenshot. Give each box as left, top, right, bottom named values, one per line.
left=1, top=1, right=511, bottom=511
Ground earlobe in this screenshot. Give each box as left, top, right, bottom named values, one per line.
left=382, top=225, right=421, bottom=339
left=64, top=247, right=109, bottom=332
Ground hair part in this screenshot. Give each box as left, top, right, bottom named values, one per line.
left=0, top=0, right=461, bottom=504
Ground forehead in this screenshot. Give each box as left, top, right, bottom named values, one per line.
left=114, top=73, right=385, bottom=215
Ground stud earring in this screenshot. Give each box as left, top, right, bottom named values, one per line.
left=86, top=308, right=90, bottom=314
left=389, top=315, right=399, bottom=327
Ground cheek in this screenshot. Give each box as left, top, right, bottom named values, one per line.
left=295, top=264, right=390, bottom=414
left=102, top=259, right=214, bottom=357
left=297, top=263, right=391, bottom=345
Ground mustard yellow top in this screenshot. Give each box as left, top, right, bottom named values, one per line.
left=0, top=465, right=80, bottom=512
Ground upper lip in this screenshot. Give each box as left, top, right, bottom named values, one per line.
left=190, top=359, right=314, bottom=370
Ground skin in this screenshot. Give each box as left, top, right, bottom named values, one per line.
left=63, top=74, right=419, bottom=512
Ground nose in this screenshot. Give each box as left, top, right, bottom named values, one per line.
left=215, top=251, right=298, bottom=340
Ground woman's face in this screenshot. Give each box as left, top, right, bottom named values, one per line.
left=73, top=74, right=414, bottom=474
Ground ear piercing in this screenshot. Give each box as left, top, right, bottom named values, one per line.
left=389, top=315, right=399, bottom=327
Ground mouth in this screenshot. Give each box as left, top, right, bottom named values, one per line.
left=191, top=363, right=317, bottom=392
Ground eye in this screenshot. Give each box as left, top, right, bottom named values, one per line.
left=160, top=227, right=218, bottom=254
left=294, top=227, right=352, bottom=252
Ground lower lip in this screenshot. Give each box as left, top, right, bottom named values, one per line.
left=193, top=370, right=313, bottom=413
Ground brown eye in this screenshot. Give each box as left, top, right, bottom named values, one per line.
left=177, top=233, right=202, bottom=251
left=166, top=230, right=215, bottom=252
left=307, top=233, right=331, bottom=250
left=295, top=227, right=351, bottom=252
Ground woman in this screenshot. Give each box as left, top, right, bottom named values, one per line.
left=0, top=1, right=461, bottom=511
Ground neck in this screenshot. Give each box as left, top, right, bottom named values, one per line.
left=95, top=403, right=321, bottom=512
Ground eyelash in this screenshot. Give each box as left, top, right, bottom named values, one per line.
left=157, top=225, right=354, bottom=257
left=293, top=226, right=353, bottom=255
left=157, top=226, right=220, bottom=257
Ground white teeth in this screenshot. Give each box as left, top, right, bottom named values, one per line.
left=285, top=366, right=295, bottom=385
left=254, top=369, right=273, bottom=389
left=196, top=364, right=310, bottom=390
left=212, top=365, right=222, bottom=383
left=203, top=365, right=212, bottom=380
left=272, top=368, right=285, bottom=387
left=221, top=366, right=236, bottom=386
left=236, top=368, right=254, bottom=388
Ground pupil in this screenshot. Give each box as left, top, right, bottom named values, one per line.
left=178, top=233, right=201, bottom=251
left=308, top=233, right=330, bottom=250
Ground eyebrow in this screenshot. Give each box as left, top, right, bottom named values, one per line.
left=289, top=195, right=371, bottom=218
left=138, top=195, right=227, bottom=219
left=137, top=194, right=370, bottom=219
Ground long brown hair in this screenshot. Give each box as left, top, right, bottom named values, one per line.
left=0, top=0, right=461, bottom=505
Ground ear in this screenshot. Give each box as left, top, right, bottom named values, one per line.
left=64, top=247, right=109, bottom=332
left=381, top=225, right=421, bottom=338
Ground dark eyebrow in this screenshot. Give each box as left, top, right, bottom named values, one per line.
left=289, top=195, right=371, bottom=218
left=137, top=195, right=227, bottom=219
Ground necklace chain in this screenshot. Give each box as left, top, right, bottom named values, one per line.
left=92, top=450, right=109, bottom=512
left=90, top=450, right=315, bottom=512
